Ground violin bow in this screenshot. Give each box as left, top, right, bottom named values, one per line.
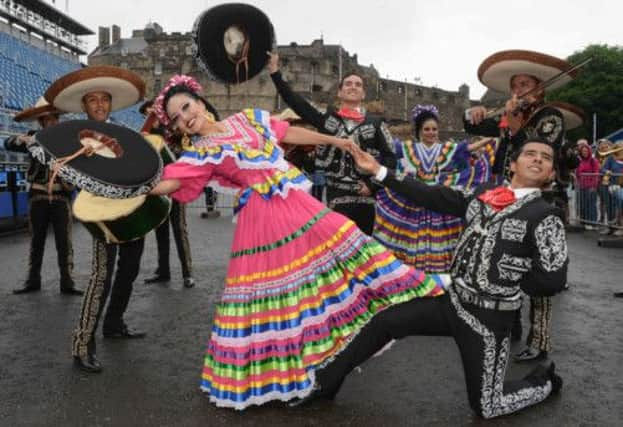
left=484, top=57, right=593, bottom=119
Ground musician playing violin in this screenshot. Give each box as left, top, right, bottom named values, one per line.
left=463, top=50, right=582, bottom=366
left=466, top=72, right=565, bottom=180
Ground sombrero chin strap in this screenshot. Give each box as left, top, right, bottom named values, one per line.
left=227, top=38, right=250, bottom=85
left=48, top=145, right=96, bottom=201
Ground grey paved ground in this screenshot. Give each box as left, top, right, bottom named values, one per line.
left=0, top=210, right=622, bottom=427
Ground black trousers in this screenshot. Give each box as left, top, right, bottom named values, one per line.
left=317, top=290, right=555, bottom=419
left=153, top=200, right=192, bottom=278
left=331, top=202, right=376, bottom=235
left=26, top=191, right=74, bottom=287
left=311, top=184, right=325, bottom=202
left=72, top=237, right=144, bottom=357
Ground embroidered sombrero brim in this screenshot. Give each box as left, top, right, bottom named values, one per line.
left=45, top=65, right=145, bottom=113
left=546, top=101, right=585, bottom=130
left=478, top=50, right=576, bottom=94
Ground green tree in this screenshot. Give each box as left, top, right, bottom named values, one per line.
left=548, top=44, right=623, bottom=142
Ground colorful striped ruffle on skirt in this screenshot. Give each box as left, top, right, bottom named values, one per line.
left=200, top=190, right=444, bottom=409
left=374, top=188, right=463, bottom=272
left=374, top=139, right=496, bottom=273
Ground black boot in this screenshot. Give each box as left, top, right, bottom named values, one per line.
left=13, top=281, right=41, bottom=294
left=60, top=279, right=84, bottom=296
left=144, top=272, right=171, bottom=284
left=547, top=362, right=563, bottom=394
left=288, top=384, right=334, bottom=407
left=73, top=354, right=103, bottom=373
left=103, top=323, right=147, bottom=339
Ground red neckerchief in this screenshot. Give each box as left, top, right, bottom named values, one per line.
left=478, top=186, right=516, bottom=211
left=336, top=108, right=364, bottom=123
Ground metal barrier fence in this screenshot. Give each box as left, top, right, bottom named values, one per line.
left=185, top=188, right=237, bottom=218
left=569, top=172, right=623, bottom=236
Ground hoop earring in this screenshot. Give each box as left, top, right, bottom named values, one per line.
left=181, top=133, right=192, bottom=150
left=204, top=112, right=215, bottom=124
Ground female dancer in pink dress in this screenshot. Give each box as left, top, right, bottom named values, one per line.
left=150, top=75, right=446, bottom=410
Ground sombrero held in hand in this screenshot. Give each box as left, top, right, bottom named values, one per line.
left=192, top=3, right=276, bottom=84
left=29, top=120, right=162, bottom=199
left=478, top=50, right=577, bottom=95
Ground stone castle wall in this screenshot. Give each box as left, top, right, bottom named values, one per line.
left=90, top=27, right=475, bottom=140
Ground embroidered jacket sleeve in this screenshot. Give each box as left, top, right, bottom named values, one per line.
left=518, top=107, right=565, bottom=148
left=376, top=170, right=470, bottom=217
left=463, top=117, right=501, bottom=138
left=270, top=71, right=326, bottom=131
left=4, top=134, right=29, bottom=153
left=363, top=120, right=397, bottom=193
left=521, top=210, right=568, bottom=296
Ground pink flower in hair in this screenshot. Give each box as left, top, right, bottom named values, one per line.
left=153, top=75, right=203, bottom=127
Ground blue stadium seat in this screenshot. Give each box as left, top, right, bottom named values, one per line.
left=0, top=31, right=81, bottom=112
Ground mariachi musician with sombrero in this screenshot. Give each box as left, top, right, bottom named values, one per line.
left=5, top=98, right=82, bottom=296
left=464, top=50, right=585, bottom=364
left=41, top=65, right=157, bottom=373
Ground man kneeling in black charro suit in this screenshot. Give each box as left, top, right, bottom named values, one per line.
left=293, top=137, right=568, bottom=419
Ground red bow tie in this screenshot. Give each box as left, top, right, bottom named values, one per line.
left=478, top=186, right=516, bottom=211
left=337, top=108, right=364, bottom=123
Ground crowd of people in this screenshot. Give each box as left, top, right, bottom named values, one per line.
left=574, top=138, right=623, bottom=235
left=2, top=4, right=619, bottom=418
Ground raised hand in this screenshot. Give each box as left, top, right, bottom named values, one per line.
left=266, top=51, right=279, bottom=74
left=348, top=145, right=381, bottom=176
left=467, top=106, right=487, bottom=125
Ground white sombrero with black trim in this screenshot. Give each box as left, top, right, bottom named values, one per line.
left=13, top=97, right=62, bottom=122
left=45, top=65, right=145, bottom=113
left=478, top=50, right=576, bottom=95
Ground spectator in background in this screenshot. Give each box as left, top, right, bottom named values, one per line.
left=596, top=139, right=617, bottom=234
left=575, top=140, right=600, bottom=230
left=600, top=140, right=623, bottom=237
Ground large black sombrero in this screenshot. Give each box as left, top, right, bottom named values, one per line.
left=192, top=3, right=275, bottom=84
left=28, top=120, right=161, bottom=198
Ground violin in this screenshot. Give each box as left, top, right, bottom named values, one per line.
left=500, top=95, right=542, bottom=134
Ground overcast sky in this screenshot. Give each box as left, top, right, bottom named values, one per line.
left=52, top=0, right=621, bottom=99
